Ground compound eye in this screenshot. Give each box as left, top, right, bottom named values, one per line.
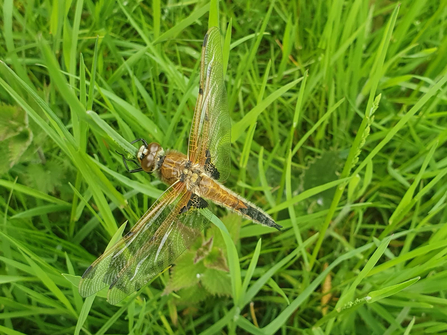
left=140, top=154, right=145, bottom=160
left=141, top=154, right=155, bottom=172
left=148, top=142, right=161, bottom=154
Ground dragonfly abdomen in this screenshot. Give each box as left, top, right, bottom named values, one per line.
left=197, top=176, right=282, bottom=230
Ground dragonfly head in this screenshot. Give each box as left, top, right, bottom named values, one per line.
left=137, top=142, right=164, bottom=173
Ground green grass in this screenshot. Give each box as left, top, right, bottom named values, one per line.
left=1, top=0, right=447, bottom=333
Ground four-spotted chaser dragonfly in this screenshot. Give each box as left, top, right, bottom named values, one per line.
left=79, top=27, right=281, bottom=305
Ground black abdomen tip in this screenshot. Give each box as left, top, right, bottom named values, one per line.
left=271, top=222, right=283, bottom=231
left=240, top=204, right=282, bottom=230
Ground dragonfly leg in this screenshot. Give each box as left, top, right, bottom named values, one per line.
left=115, top=151, right=143, bottom=173
left=127, top=168, right=144, bottom=173
left=130, top=138, right=148, bottom=147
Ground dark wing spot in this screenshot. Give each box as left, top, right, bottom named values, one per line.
left=82, top=265, right=94, bottom=279
left=205, top=163, right=220, bottom=180
left=203, top=32, right=209, bottom=47
left=189, top=194, right=208, bottom=209
left=204, top=149, right=220, bottom=180
left=179, top=194, right=208, bottom=214
left=125, top=231, right=135, bottom=238
left=199, top=87, right=203, bottom=95
left=109, top=277, right=120, bottom=290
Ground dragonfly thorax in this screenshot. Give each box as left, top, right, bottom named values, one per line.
left=137, top=142, right=165, bottom=173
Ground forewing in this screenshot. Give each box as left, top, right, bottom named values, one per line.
left=188, top=27, right=231, bottom=181
left=79, top=182, right=209, bottom=304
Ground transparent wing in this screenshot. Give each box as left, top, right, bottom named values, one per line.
left=79, top=182, right=210, bottom=305
left=188, top=26, right=231, bottom=181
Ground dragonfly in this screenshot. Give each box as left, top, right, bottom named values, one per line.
left=79, top=27, right=281, bottom=305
